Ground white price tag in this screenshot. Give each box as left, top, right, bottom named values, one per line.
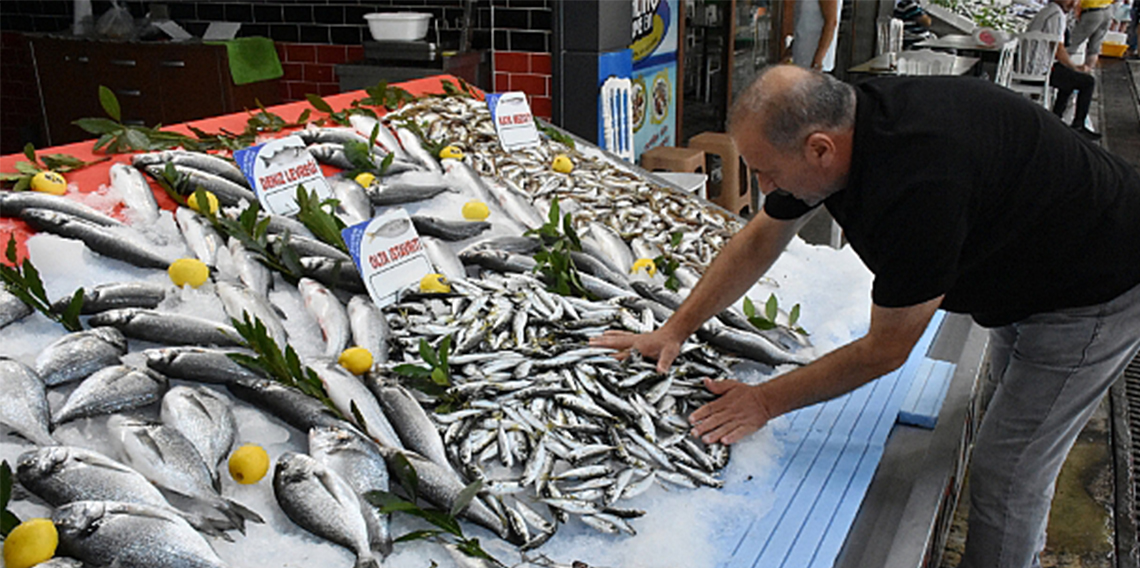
left=486, top=92, right=541, bottom=152
left=341, top=209, right=434, bottom=308
left=234, top=135, right=334, bottom=216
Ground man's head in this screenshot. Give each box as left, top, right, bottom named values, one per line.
left=728, top=65, right=856, bottom=206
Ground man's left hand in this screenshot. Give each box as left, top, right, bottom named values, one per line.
left=689, top=378, right=774, bottom=444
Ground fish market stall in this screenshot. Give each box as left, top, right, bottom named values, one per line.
left=1, top=75, right=983, bottom=568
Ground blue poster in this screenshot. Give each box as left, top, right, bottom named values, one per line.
left=631, top=0, right=679, bottom=160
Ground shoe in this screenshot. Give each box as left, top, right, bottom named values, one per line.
left=1072, top=125, right=1103, bottom=141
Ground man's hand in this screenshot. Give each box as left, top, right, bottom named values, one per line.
left=689, top=379, right=774, bottom=444
left=589, top=328, right=686, bottom=373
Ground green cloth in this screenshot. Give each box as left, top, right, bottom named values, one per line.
left=206, top=37, right=283, bottom=86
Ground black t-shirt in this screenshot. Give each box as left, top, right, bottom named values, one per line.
left=765, top=76, right=1140, bottom=327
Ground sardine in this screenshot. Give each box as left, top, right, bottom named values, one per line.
left=273, top=452, right=381, bottom=568
left=298, top=277, right=351, bottom=357
left=0, top=357, right=54, bottom=446
left=0, top=190, right=122, bottom=227
left=109, top=163, right=160, bottom=222
left=35, top=327, right=127, bottom=386
left=53, top=364, right=168, bottom=425
left=161, top=386, right=237, bottom=472
left=53, top=500, right=229, bottom=568
left=88, top=308, right=242, bottom=347
left=144, top=346, right=265, bottom=385
left=308, top=425, right=393, bottom=557
left=20, top=208, right=179, bottom=269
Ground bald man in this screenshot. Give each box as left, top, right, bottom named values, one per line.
left=592, top=66, right=1140, bottom=567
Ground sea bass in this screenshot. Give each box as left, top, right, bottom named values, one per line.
left=0, top=357, right=54, bottom=446
left=35, top=327, right=128, bottom=386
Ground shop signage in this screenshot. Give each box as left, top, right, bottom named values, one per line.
left=341, top=208, right=433, bottom=308
left=234, top=135, right=333, bottom=216
left=486, top=92, right=541, bottom=152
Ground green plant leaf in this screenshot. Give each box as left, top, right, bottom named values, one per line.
left=395, top=529, right=445, bottom=543
left=22, top=143, right=37, bottom=165
left=14, top=161, right=39, bottom=175
left=99, top=85, right=122, bottom=122
left=789, top=304, right=801, bottom=328
left=306, top=93, right=334, bottom=113
left=418, top=338, right=438, bottom=368
left=393, top=363, right=433, bottom=378
left=60, top=288, right=85, bottom=332
left=364, top=491, right=419, bottom=513
left=742, top=296, right=756, bottom=318
left=391, top=452, right=419, bottom=503
left=670, top=231, right=684, bottom=248
left=450, top=478, right=483, bottom=518
left=430, top=367, right=449, bottom=386
left=765, top=294, right=778, bottom=323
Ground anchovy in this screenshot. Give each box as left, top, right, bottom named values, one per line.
left=143, top=163, right=257, bottom=206
left=133, top=149, right=250, bottom=188
left=347, top=295, right=390, bottom=365
left=144, top=346, right=265, bottom=385
left=35, top=327, right=128, bottom=386
left=273, top=452, right=381, bottom=568
left=216, top=280, right=287, bottom=347
left=411, top=215, right=492, bottom=241
left=298, top=277, right=352, bottom=358
left=227, top=377, right=350, bottom=433
left=51, top=280, right=172, bottom=315
left=109, top=163, right=160, bottom=222
left=0, top=357, right=55, bottom=446
left=175, top=206, right=225, bottom=267
left=52, top=364, right=168, bottom=425
left=161, top=385, right=237, bottom=472
left=53, top=500, right=229, bottom=568
left=0, top=190, right=122, bottom=227
left=308, top=425, right=393, bottom=557
left=88, top=308, right=242, bottom=347
left=0, top=287, right=33, bottom=329
left=20, top=208, right=179, bottom=269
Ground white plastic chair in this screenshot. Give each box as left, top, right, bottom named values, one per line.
left=1008, top=31, right=1061, bottom=108
left=993, top=39, right=1018, bottom=87
left=600, top=77, right=634, bottom=162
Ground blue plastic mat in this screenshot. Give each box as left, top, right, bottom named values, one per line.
left=897, top=358, right=957, bottom=429
left=716, top=311, right=946, bottom=568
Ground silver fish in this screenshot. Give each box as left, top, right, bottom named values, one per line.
left=0, top=190, right=122, bottom=227
left=311, top=360, right=403, bottom=450
left=299, top=277, right=352, bottom=358
left=51, top=280, right=172, bottom=315
left=175, top=207, right=225, bottom=267
left=581, top=221, right=635, bottom=275
left=109, top=163, right=160, bottom=222
left=487, top=178, right=544, bottom=229
left=27, top=558, right=84, bottom=568
left=216, top=280, right=287, bottom=347
left=365, top=177, right=451, bottom=206
left=347, top=295, right=390, bottom=365
left=143, top=163, right=257, bottom=206
left=441, top=158, right=496, bottom=203
left=298, top=126, right=371, bottom=147
left=35, top=327, right=127, bottom=386
left=144, top=346, right=265, bottom=385
left=0, top=357, right=54, bottom=446
left=273, top=452, right=381, bottom=568
left=422, top=236, right=465, bottom=281
left=365, top=376, right=450, bottom=469
left=410, top=215, right=492, bottom=242
left=227, top=377, right=348, bottom=433
left=395, top=126, right=442, bottom=174
left=226, top=237, right=272, bottom=297
left=53, top=365, right=168, bottom=425
left=109, top=415, right=263, bottom=532
left=300, top=256, right=368, bottom=294
left=53, top=500, right=229, bottom=568
left=20, top=208, right=178, bottom=269
left=350, top=114, right=412, bottom=162
left=161, top=386, right=236, bottom=472
left=327, top=175, right=375, bottom=226
left=0, top=287, right=33, bottom=329
left=133, top=150, right=250, bottom=188
left=308, top=425, right=393, bottom=557
left=270, top=233, right=352, bottom=263
left=88, top=308, right=242, bottom=347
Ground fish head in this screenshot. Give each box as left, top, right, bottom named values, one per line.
left=307, top=425, right=361, bottom=455
left=273, top=451, right=316, bottom=485
left=52, top=501, right=107, bottom=540
left=16, top=446, right=68, bottom=480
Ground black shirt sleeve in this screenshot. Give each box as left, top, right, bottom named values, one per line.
left=763, top=190, right=820, bottom=220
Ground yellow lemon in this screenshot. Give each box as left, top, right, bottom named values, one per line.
left=228, top=444, right=270, bottom=485
left=631, top=258, right=657, bottom=276
left=420, top=273, right=451, bottom=294
left=354, top=172, right=376, bottom=188
left=552, top=154, right=573, bottom=174
left=461, top=201, right=490, bottom=221
left=439, top=145, right=465, bottom=160
left=338, top=346, right=374, bottom=375
left=3, top=517, right=58, bottom=568
left=30, top=171, right=67, bottom=195
left=168, top=258, right=210, bottom=288
left=187, top=191, right=219, bottom=215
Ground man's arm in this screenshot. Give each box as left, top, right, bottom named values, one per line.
left=591, top=209, right=806, bottom=370
left=1055, top=41, right=1090, bottom=71
left=690, top=295, right=943, bottom=444
left=812, top=0, right=840, bottom=69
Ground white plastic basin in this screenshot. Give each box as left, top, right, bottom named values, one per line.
left=364, top=13, right=431, bottom=42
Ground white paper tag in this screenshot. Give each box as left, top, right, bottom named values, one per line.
left=486, top=92, right=540, bottom=152
left=341, top=209, right=434, bottom=308
left=203, top=22, right=241, bottom=41
left=233, top=135, right=334, bottom=216
left=155, top=20, right=193, bottom=40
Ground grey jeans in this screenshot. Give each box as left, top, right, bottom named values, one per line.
left=1067, top=7, right=1113, bottom=60
left=960, top=280, right=1140, bottom=568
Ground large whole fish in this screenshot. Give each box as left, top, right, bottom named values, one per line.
left=0, top=190, right=122, bottom=227
left=175, top=206, right=225, bottom=268
left=394, top=126, right=443, bottom=174
left=410, top=215, right=492, bottom=242
left=109, top=163, right=160, bottom=223
left=273, top=452, right=381, bottom=568
left=300, top=256, right=368, bottom=295
left=310, top=360, right=403, bottom=450
left=88, top=308, right=242, bottom=347
left=0, top=357, right=54, bottom=446
left=327, top=175, right=375, bottom=226
left=308, top=425, right=393, bottom=557
left=364, top=376, right=450, bottom=470
left=225, top=237, right=272, bottom=297
left=52, top=364, right=169, bottom=425
left=350, top=114, right=412, bottom=162
left=20, top=208, right=179, bottom=269
left=441, top=158, right=496, bottom=204
left=298, top=277, right=351, bottom=358
left=216, top=280, right=287, bottom=347
left=50, top=281, right=172, bottom=315
left=144, top=346, right=266, bottom=385
left=421, top=236, right=466, bottom=282
left=347, top=295, right=390, bottom=366
left=133, top=150, right=250, bottom=189
left=53, top=500, right=230, bottom=568
left=226, top=378, right=349, bottom=433
left=0, top=287, right=33, bottom=329
left=35, top=327, right=128, bottom=386
left=160, top=385, right=237, bottom=473
left=142, top=163, right=256, bottom=206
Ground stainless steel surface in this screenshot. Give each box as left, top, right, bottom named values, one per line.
left=848, top=51, right=980, bottom=76
left=915, top=34, right=1005, bottom=52
left=834, top=313, right=989, bottom=568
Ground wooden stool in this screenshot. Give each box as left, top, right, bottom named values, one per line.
left=639, top=146, right=706, bottom=174
left=688, top=131, right=753, bottom=217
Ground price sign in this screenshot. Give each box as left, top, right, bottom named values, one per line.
left=341, top=209, right=433, bottom=308
left=486, top=92, right=541, bottom=152
left=234, top=135, right=333, bottom=216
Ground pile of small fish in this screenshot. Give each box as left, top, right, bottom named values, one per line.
left=0, top=88, right=814, bottom=568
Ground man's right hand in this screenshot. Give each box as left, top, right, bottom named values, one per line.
left=589, top=328, right=688, bottom=374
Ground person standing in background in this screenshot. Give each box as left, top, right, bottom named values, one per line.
left=894, top=0, right=935, bottom=48
left=1028, top=0, right=1102, bottom=140
left=792, top=0, right=840, bottom=71
left=1068, top=0, right=1114, bottom=69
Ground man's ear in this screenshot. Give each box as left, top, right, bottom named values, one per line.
left=803, top=132, right=836, bottom=167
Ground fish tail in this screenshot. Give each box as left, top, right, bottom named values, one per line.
left=225, top=497, right=266, bottom=525
left=355, top=554, right=382, bottom=568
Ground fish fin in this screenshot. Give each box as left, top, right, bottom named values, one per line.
left=225, top=497, right=265, bottom=525
left=354, top=555, right=382, bottom=568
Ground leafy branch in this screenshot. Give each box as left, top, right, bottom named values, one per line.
left=653, top=231, right=685, bottom=292
left=535, top=120, right=576, bottom=150
left=73, top=86, right=184, bottom=154
left=227, top=313, right=341, bottom=415
left=2, top=460, right=19, bottom=537
left=306, top=94, right=377, bottom=127
left=193, top=190, right=307, bottom=283
left=525, top=197, right=592, bottom=299
left=439, top=79, right=480, bottom=99
left=0, top=143, right=108, bottom=191
left=742, top=294, right=808, bottom=336
left=365, top=459, right=502, bottom=566
left=2, top=236, right=85, bottom=332
left=294, top=185, right=349, bottom=254
left=342, top=125, right=395, bottom=179
left=393, top=336, right=464, bottom=413
left=359, top=80, right=417, bottom=111
left=394, top=120, right=447, bottom=161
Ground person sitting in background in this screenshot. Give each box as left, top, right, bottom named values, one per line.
left=894, top=0, right=935, bottom=47
left=1028, top=0, right=1102, bottom=140
left=1068, top=0, right=1114, bottom=69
